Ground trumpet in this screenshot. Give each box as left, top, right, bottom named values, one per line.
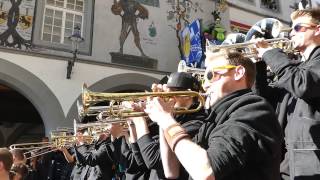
left=75, top=120, right=128, bottom=136
left=177, top=60, right=205, bottom=75
left=206, top=37, right=294, bottom=55
left=9, top=142, right=52, bottom=151
left=177, top=60, right=205, bottom=82
left=82, top=83, right=205, bottom=119
left=10, top=131, right=95, bottom=159
left=206, top=18, right=296, bottom=57
left=77, top=100, right=135, bottom=122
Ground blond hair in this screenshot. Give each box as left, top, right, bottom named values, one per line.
left=291, top=8, right=320, bottom=24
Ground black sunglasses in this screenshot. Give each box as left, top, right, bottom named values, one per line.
left=292, top=23, right=318, bottom=32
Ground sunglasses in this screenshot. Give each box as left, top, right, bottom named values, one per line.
left=205, top=65, right=237, bottom=81
left=292, top=23, right=318, bottom=32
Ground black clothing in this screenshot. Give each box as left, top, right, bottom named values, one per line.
left=25, top=167, right=37, bottom=180
left=112, top=136, right=150, bottom=180
left=74, top=139, right=115, bottom=180
left=136, top=133, right=165, bottom=180
left=255, top=47, right=320, bottom=179
left=193, top=89, right=282, bottom=180
left=70, top=145, right=89, bottom=180
left=35, top=150, right=53, bottom=180
left=47, top=151, right=73, bottom=180
left=136, top=104, right=207, bottom=180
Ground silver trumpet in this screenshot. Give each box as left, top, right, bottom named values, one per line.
left=77, top=100, right=136, bottom=122
left=206, top=18, right=296, bottom=58
left=177, top=60, right=205, bottom=81
left=74, top=120, right=128, bottom=137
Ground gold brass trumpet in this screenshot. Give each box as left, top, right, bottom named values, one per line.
left=10, top=131, right=95, bottom=159
left=82, top=83, right=205, bottom=118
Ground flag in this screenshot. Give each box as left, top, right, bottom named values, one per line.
left=180, top=19, right=203, bottom=66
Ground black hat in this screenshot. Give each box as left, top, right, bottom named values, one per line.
left=158, top=75, right=169, bottom=85
left=167, top=72, right=200, bottom=91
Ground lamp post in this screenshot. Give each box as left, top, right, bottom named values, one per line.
left=66, top=25, right=84, bottom=79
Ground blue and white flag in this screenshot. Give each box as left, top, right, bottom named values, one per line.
left=180, top=19, right=203, bottom=66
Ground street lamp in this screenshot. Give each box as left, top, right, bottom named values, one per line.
left=66, top=25, right=84, bottom=79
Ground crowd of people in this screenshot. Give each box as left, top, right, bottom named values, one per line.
left=1, top=7, right=320, bottom=180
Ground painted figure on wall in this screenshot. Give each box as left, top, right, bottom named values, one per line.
left=111, top=0, right=149, bottom=56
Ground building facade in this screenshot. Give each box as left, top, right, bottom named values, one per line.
left=0, top=0, right=215, bottom=146
left=0, top=0, right=306, bottom=146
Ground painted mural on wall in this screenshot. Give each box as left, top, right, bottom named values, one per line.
left=166, top=0, right=204, bottom=60
left=109, top=0, right=158, bottom=69
left=111, top=0, right=149, bottom=56
left=106, top=0, right=210, bottom=69
left=0, top=0, right=35, bottom=49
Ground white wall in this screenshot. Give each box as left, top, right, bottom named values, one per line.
left=0, top=51, right=164, bottom=117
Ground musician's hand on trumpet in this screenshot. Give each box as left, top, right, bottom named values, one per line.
left=145, top=96, right=176, bottom=130
left=57, top=145, right=68, bottom=153
left=109, top=122, right=126, bottom=140
left=151, top=83, right=169, bottom=92
left=250, top=37, right=274, bottom=59
left=75, top=131, right=86, bottom=146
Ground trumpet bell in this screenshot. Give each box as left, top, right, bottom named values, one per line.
left=245, top=18, right=290, bottom=41
left=222, top=33, right=246, bottom=45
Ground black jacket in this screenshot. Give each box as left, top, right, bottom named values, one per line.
left=70, top=144, right=90, bottom=180
left=136, top=104, right=207, bottom=180
left=47, top=151, right=73, bottom=180
left=255, top=47, right=320, bottom=179
left=112, top=136, right=150, bottom=180
left=74, top=139, right=115, bottom=180
left=193, top=89, right=282, bottom=180
left=35, top=150, right=53, bottom=180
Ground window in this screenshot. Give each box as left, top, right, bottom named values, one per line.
left=239, top=0, right=255, bottom=5
left=33, top=0, right=93, bottom=55
left=260, top=0, right=280, bottom=12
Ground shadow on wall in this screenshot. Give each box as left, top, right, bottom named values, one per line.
left=0, top=123, right=45, bottom=147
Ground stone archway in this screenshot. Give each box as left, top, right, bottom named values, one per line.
left=66, top=72, right=160, bottom=121
left=0, top=59, right=65, bottom=136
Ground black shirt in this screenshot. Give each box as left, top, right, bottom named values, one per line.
left=136, top=104, right=207, bottom=180
left=74, top=139, right=115, bottom=180
left=193, top=89, right=282, bottom=180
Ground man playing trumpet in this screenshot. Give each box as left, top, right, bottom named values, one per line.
left=253, top=8, right=320, bottom=180
left=140, top=51, right=283, bottom=180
